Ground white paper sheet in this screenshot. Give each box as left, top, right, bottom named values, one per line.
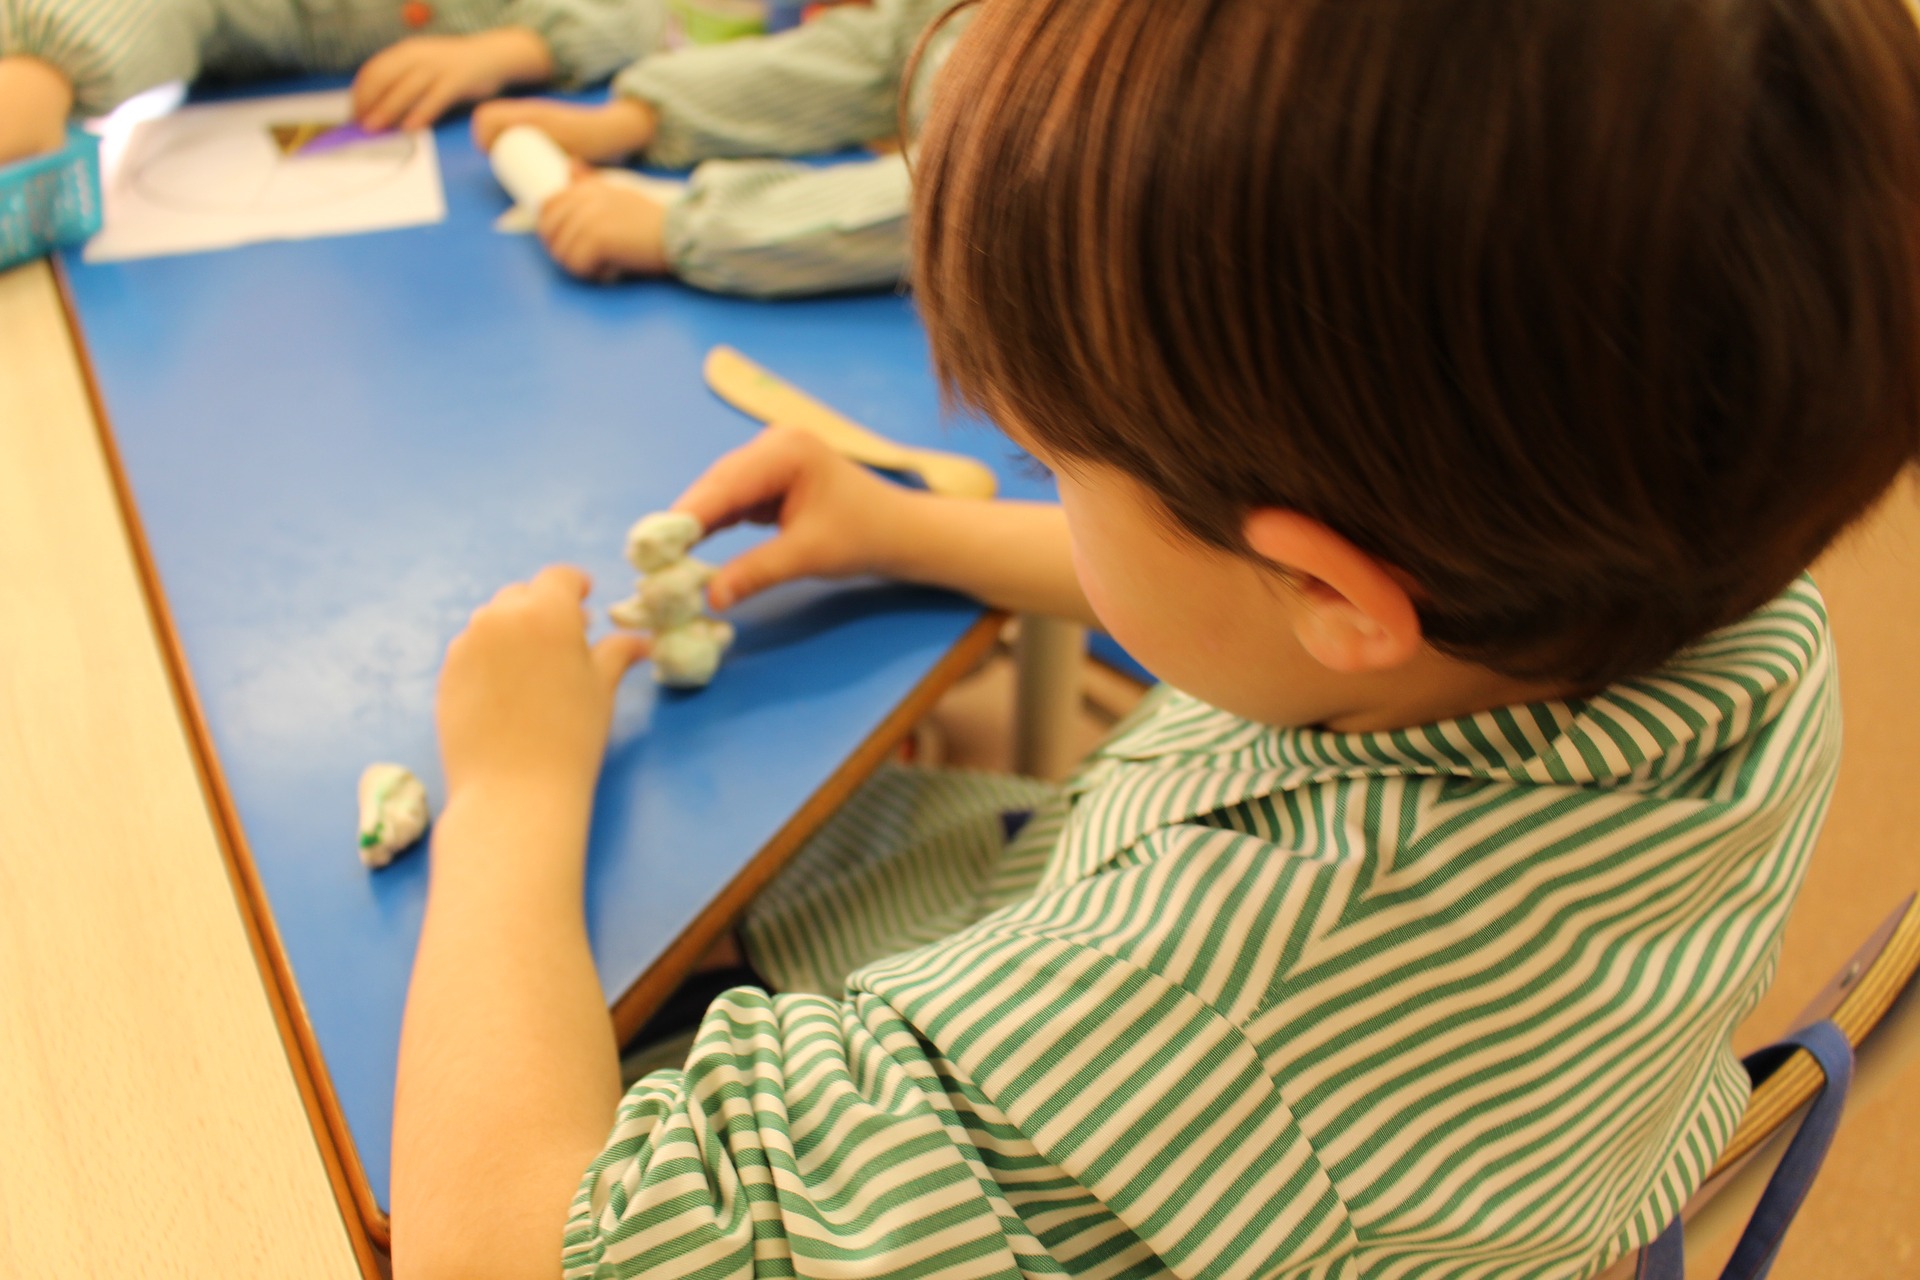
left=84, top=90, right=445, bottom=263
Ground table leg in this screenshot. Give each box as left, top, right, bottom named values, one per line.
left=1013, top=615, right=1086, bottom=780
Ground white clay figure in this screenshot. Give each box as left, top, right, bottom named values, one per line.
left=357, top=763, right=430, bottom=868
left=608, top=559, right=710, bottom=631
left=637, top=558, right=712, bottom=629
left=651, top=618, right=736, bottom=688
left=608, top=510, right=733, bottom=687
left=607, top=594, right=651, bottom=631
left=624, top=511, right=703, bottom=573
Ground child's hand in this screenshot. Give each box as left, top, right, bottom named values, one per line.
left=537, top=176, right=670, bottom=281
left=472, top=98, right=657, bottom=163
left=436, top=566, right=650, bottom=803
left=0, top=56, right=73, bottom=166
left=673, top=426, right=917, bottom=610
left=353, top=28, right=554, bottom=133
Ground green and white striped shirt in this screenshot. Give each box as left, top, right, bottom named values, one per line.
left=0, top=0, right=666, bottom=117
left=566, top=579, right=1839, bottom=1279
left=612, top=0, right=965, bottom=296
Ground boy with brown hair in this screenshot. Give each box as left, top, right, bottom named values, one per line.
left=391, top=1, right=1920, bottom=1278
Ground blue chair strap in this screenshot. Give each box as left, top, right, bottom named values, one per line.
left=1632, top=1020, right=1853, bottom=1280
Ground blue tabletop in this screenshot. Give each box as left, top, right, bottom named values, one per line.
left=61, top=89, right=1051, bottom=1216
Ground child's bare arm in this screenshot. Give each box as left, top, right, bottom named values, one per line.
left=353, top=28, right=554, bottom=133
left=0, top=56, right=71, bottom=165
left=472, top=96, right=657, bottom=162
left=392, top=567, right=648, bottom=1280
left=675, top=425, right=1098, bottom=626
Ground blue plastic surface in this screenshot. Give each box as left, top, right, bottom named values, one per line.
left=1086, top=632, right=1155, bottom=687
left=0, top=126, right=101, bottom=270
left=61, top=90, right=1053, bottom=1215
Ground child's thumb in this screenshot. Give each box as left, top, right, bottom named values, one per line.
left=592, top=630, right=652, bottom=692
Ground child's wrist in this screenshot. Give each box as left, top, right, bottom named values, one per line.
left=432, top=773, right=596, bottom=890
left=603, top=97, right=658, bottom=155
left=868, top=483, right=956, bottom=585
left=475, top=25, right=555, bottom=88
left=444, top=769, right=595, bottom=821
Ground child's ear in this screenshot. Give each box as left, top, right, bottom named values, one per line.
left=1242, top=509, right=1423, bottom=673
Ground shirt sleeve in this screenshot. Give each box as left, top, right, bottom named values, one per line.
left=498, top=0, right=667, bottom=90
left=611, top=0, right=921, bottom=170
left=0, top=0, right=214, bottom=115
left=562, top=987, right=1058, bottom=1280
left=565, top=854, right=1362, bottom=1277
left=663, top=153, right=910, bottom=298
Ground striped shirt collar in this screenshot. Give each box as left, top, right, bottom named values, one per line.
left=1086, top=580, right=1828, bottom=793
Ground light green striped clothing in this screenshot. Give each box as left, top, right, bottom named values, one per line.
left=567, top=579, right=1839, bottom=1279
left=0, top=0, right=666, bottom=117
left=612, top=0, right=965, bottom=296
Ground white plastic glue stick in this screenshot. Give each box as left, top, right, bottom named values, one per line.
left=489, top=125, right=573, bottom=231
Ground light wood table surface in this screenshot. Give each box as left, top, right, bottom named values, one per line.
left=0, top=260, right=369, bottom=1277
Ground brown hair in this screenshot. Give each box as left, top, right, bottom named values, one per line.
left=914, top=0, right=1920, bottom=686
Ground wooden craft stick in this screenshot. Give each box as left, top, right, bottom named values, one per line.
left=703, top=346, right=999, bottom=500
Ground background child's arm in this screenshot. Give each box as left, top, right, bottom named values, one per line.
left=357, top=0, right=669, bottom=135
left=0, top=0, right=216, bottom=141
left=661, top=154, right=914, bottom=297
left=469, top=0, right=926, bottom=168
left=391, top=567, right=649, bottom=1280
left=494, top=0, right=668, bottom=93
left=353, top=27, right=555, bottom=133
left=676, top=425, right=1099, bottom=626
left=610, top=0, right=943, bottom=170
left=528, top=155, right=911, bottom=296
left=0, top=56, right=71, bottom=164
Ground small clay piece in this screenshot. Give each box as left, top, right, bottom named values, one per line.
left=624, top=511, right=703, bottom=573
left=609, top=511, right=734, bottom=687
left=651, top=618, right=737, bottom=688
left=357, top=763, right=430, bottom=868
left=637, top=558, right=713, bottom=629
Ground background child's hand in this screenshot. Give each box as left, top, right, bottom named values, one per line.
left=537, top=176, right=670, bottom=280
left=436, top=566, right=650, bottom=803
left=472, top=98, right=657, bottom=163
left=353, top=28, right=554, bottom=133
left=673, top=426, right=917, bottom=610
left=0, top=56, right=73, bottom=166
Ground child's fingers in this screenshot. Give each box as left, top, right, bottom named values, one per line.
left=350, top=54, right=397, bottom=122
left=531, top=564, right=592, bottom=604
left=672, top=434, right=810, bottom=538
left=708, top=534, right=811, bottom=610
left=365, top=65, right=433, bottom=132
left=472, top=101, right=526, bottom=151
left=549, top=223, right=597, bottom=278
left=401, top=74, right=466, bottom=132
left=355, top=60, right=411, bottom=129
left=536, top=185, right=585, bottom=245
left=591, top=631, right=652, bottom=693
left=469, top=104, right=497, bottom=149
left=547, top=203, right=613, bottom=279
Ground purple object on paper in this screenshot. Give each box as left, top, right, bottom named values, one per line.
left=298, top=122, right=383, bottom=156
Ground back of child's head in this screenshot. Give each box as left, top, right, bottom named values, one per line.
left=914, top=0, right=1920, bottom=687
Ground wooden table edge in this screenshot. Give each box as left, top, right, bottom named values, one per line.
left=52, top=257, right=1005, bottom=1259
